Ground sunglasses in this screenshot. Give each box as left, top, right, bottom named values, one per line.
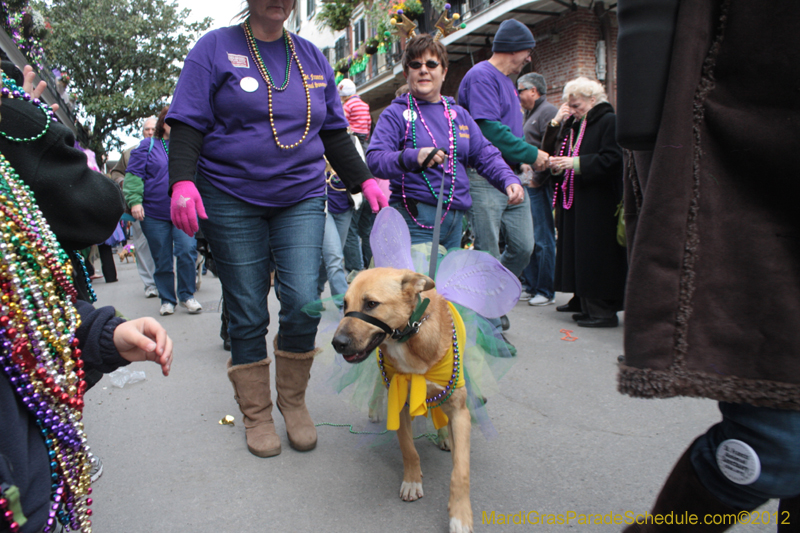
left=408, top=60, right=441, bottom=70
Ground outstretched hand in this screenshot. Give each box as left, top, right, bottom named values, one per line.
left=113, top=318, right=174, bottom=376
left=21, top=65, right=59, bottom=112
left=170, top=180, right=207, bottom=236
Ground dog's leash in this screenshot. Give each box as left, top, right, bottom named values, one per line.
left=314, top=422, right=439, bottom=443
left=427, top=148, right=448, bottom=281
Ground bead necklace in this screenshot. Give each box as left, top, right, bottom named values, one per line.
left=161, top=138, right=169, bottom=156
left=242, top=20, right=311, bottom=150
left=0, top=151, right=93, bottom=532
left=0, top=73, right=57, bottom=143
left=401, top=94, right=458, bottom=229
left=72, top=252, right=97, bottom=304
left=552, top=118, right=587, bottom=211
left=377, top=316, right=460, bottom=409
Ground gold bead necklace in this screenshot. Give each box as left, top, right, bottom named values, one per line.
left=243, top=20, right=311, bottom=150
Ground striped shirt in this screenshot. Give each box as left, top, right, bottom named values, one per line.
left=343, top=95, right=372, bottom=135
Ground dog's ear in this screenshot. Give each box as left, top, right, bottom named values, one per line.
left=401, top=271, right=435, bottom=294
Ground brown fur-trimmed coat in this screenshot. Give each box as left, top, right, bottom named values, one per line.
left=617, top=0, right=800, bottom=409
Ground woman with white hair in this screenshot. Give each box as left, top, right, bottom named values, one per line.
left=543, top=77, right=626, bottom=327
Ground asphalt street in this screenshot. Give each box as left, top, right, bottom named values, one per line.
left=82, top=260, right=778, bottom=532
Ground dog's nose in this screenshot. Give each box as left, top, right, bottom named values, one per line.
left=331, top=335, right=350, bottom=353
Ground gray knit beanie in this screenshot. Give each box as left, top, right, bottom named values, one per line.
left=492, top=19, right=535, bottom=53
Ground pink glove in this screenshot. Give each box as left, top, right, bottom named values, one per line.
left=361, top=178, right=389, bottom=213
left=170, top=181, right=208, bottom=236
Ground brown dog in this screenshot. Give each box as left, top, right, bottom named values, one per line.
left=332, top=268, right=473, bottom=533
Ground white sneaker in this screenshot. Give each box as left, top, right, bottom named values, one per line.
left=160, top=302, right=175, bottom=316
left=180, top=298, right=203, bottom=314
left=528, top=294, right=556, bottom=306
left=144, top=287, right=158, bottom=298
left=519, top=290, right=533, bottom=301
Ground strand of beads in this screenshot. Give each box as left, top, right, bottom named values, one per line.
left=400, top=94, right=459, bottom=229
left=243, top=21, right=311, bottom=150
left=0, top=73, right=57, bottom=143
left=552, top=118, right=587, bottom=211
left=377, top=316, right=460, bottom=409
left=161, top=138, right=169, bottom=156
left=0, top=150, right=93, bottom=532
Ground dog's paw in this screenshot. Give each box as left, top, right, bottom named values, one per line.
left=449, top=517, right=473, bottom=533
left=368, top=408, right=381, bottom=423
left=399, top=481, right=424, bottom=501
left=436, top=427, right=452, bottom=451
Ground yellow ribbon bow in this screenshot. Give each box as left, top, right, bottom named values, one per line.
left=379, top=302, right=466, bottom=431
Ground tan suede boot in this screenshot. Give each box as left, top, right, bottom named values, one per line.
left=227, top=358, right=282, bottom=458
left=273, top=338, right=319, bottom=451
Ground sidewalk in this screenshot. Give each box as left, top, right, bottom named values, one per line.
left=83, top=261, right=775, bottom=532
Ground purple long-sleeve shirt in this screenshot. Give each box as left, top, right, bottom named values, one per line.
left=366, top=95, right=520, bottom=211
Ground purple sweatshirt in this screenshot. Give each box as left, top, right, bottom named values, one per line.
left=366, top=95, right=519, bottom=211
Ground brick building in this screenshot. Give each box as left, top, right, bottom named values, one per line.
left=341, top=0, right=618, bottom=123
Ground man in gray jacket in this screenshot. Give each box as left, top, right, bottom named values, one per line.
left=517, top=73, right=558, bottom=307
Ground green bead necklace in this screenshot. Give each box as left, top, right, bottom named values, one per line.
left=0, top=73, right=53, bottom=143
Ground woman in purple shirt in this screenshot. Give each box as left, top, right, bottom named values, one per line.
left=124, top=106, right=201, bottom=317
left=367, top=34, right=523, bottom=250
left=165, top=0, right=387, bottom=458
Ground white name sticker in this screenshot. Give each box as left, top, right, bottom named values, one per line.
left=716, top=439, right=761, bottom=485
left=240, top=77, right=259, bottom=93
left=402, top=109, right=418, bottom=122
left=228, top=53, right=250, bottom=68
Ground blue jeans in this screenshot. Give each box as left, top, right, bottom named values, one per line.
left=692, top=402, right=800, bottom=510
left=344, top=201, right=375, bottom=271
left=140, top=216, right=197, bottom=305
left=392, top=201, right=464, bottom=251
left=196, top=174, right=325, bottom=365
left=318, top=209, right=352, bottom=297
left=521, top=184, right=556, bottom=299
left=466, top=168, right=533, bottom=277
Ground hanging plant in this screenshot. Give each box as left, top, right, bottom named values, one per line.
left=316, top=2, right=355, bottom=32
left=334, top=57, right=352, bottom=74
left=364, top=36, right=380, bottom=55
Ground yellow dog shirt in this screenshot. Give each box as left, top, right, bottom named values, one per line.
left=378, top=301, right=467, bottom=431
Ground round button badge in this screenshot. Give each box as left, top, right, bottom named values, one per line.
left=240, top=77, right=259, bottom=93
left=716, top=439, right=761, bottom=485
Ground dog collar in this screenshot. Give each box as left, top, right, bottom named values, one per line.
left=345, top=294, right=430, bottom=344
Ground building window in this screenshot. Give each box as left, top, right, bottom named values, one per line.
left=353, top=18, right=366, bottom=49
left=335, top=35, right=349, bottom=62
left=307, top=0, right=315, bottom=19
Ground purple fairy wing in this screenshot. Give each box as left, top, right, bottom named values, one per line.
left=369, top=207, right=414, bottom=270
left=435, top=250, right=521, bottom=318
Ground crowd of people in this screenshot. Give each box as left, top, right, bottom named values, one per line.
left=1, top=0, right=797, bottom=531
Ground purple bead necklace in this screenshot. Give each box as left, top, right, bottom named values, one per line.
left=377, top=316, right=460, bottom=409
left=552, top=117, right=587, bottom=210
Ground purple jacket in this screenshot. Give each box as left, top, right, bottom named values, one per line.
left=366, top=95, right=519, bottom=211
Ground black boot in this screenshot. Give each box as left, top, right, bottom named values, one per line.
left=622, top=440, right=738, bottom=532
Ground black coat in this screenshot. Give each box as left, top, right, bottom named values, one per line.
left=543, top=102, right=627, bottom=300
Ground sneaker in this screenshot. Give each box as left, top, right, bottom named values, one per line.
left=159, top=302, right=175, bottom=316
left=528, top=294, right=556, bottom=306
left=88, top=454, right=103, bottom=483
left=180, top=298, right=203, bottom=314
left=346, top=270, right=361, bottom=284
left=519, top=290, right=533, bottom=301
left=144, top=287, right=158, bottom=298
